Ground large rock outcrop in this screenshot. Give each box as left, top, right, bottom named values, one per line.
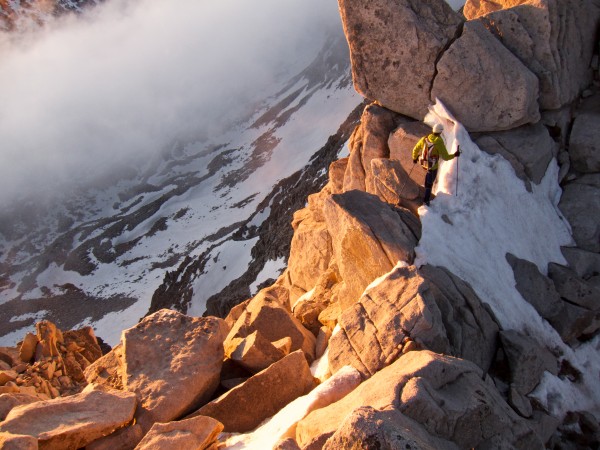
left=328, top=265, right=499, bottom=378
left=122, top=309, right=228, bottom=432
left=337, top=0, right=463, bottom=119
left=297, top=351, right=542, bottom=449
left=323, top=191, right=420, bottom=308
left=431, top=20, right=540, bottom=131
left=464, top=0, right=600, bottom=110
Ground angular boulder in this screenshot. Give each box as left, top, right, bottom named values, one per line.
left=227, top=330, right=286, bottom=373
left=561, top=246, right=600, bottom=288
left=191, top=350, right=316, bottom=433
left=473, top=122, right=557, bottom=189
left=0, top=388, right=137, bottom=450
left=465, top=0, right=600, bottom=109
left=500, top=330, right=558, bottom=395
left=338, top=0, right=463, bottom=119
left=342, top=104, right=397, bottom=193
left=569, top=112, right=600, bottom=173
left=328, top=265, right=498, bottom=377
left=323, top=190, right=420, bottom=308
left=432, top=20, right=540, bottom=131
left=18, top=334, right=38, bottom=364
left=507, top=253, right=599, bottom=341
left=226, top=290, right=316, bottom=362
left=559, top=175, right=600, bottom=253
left=297, top=351, right=542, bottom=449
left=135, top=416, right=223, bottom=450
left=122, top=309, right=228, bottom=432
left=287, top=203, right=332, bottom=297
left=548, top=263, right=600, bottom=311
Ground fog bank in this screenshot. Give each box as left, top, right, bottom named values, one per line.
left=0, top=0, right=342, bottom=206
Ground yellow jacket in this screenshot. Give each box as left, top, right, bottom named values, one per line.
left=412, top=133, right=454, bottom=171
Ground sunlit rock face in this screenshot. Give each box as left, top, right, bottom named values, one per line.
left=338, top=0, right=463, bottom=120
left=464, top=0, right=600, bottom=110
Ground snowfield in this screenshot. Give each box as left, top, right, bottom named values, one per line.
left=416, top=101, right=599, bottom=418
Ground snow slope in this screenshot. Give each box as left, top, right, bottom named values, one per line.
left=416, top=101, right=599, bottom=417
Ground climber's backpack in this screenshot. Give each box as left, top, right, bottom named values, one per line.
left=420, top=137, right=439, bottom=170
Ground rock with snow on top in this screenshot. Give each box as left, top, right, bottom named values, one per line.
left=122, top=309, right=228, bottom=432
left=507, top=253, right=599, bottom=342
left=329, top=265, right=498, bottom=378
left=323, top=406, right=459, bottom=450
left=569, top=112, right=600, bottom=173
left=297, top=350, right=542, bottom=449
left=225, top=290, right=316, bottom=362
left=191, top=350, right=316, bottom=433
left=0, top=387, right=137, bottom=450
left=337, top=0, right=463, bottom=119
left=432, top=20, right=540, bottom=132
left=323, top=190, right=419, bottom=310
left=227, top=330, right=286, bottom=374
left=86, top=424, right=144, bottom=450
left=0, top=432, right=37, bottom=450
left=134, top=416, right=223, bottom=450
left=464, top=0, right=600, bottom=110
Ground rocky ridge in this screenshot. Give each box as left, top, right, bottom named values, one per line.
left=1, top=0, right=600, bottom=449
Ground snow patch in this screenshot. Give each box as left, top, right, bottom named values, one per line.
left=222, top=365, right=361, bottom=449
left=250, top=257, right=286, bottom=295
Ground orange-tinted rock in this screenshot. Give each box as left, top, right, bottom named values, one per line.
left=192, top=350, right=316, bottom=433
left=122, top=309, right=227, bottom=432
left=0, top=387, right=137, bottom=450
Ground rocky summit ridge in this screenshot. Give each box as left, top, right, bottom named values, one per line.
left=1, top=0, right=600, bottom=449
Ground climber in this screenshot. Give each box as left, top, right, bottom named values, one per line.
left=411, top=123, right=460, bottom=206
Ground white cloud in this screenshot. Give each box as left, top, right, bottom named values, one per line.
left=0, top=0, right=342, bottom=206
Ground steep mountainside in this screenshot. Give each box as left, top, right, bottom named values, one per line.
left=1, top=0, right=600, bottom=449
left=0, top=28, right=361, bottom=346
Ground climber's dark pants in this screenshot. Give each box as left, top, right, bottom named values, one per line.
left=424, top=169, right=437, bottom=205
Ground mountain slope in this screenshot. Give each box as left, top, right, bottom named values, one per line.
left=0, top=30, right=361, bottom=346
